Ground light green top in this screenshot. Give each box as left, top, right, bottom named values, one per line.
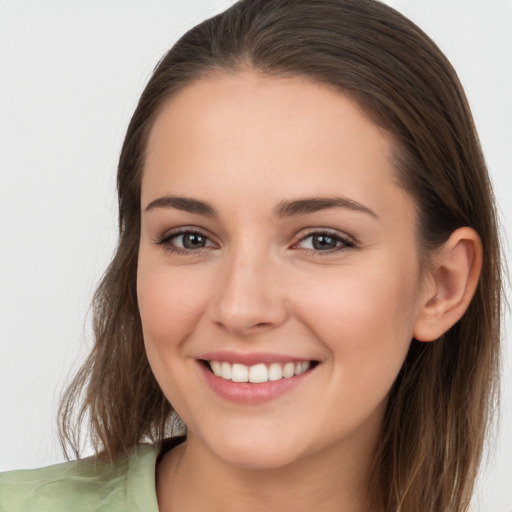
left=0, top=441, right=172, bottom=512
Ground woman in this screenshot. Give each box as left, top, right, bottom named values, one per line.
left=0, top=1, right=502, bottom=511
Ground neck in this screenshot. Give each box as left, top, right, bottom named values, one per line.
left=156, top=428, right=380, bottom=512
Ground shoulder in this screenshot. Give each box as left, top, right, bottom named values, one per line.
left=0, top=443, right=160, bottom=512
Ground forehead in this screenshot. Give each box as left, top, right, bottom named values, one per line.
left=146, top=71, right=392, bottom=164
left=142, top=71, right=412, bottom=223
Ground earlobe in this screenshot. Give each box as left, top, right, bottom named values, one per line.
left=413, top=227, right=483, bottom=342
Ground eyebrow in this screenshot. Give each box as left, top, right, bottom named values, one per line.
left=274, top=196, right=378, bottom=218
left=145, top=196, right=217, bottom=216
left=144, top=194, right=377, bottom=219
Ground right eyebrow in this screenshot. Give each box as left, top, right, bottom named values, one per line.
left=144, top=195, right=217, bottom=216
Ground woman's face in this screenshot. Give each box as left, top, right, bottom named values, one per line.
left=137, top=71, right=427, bottom=470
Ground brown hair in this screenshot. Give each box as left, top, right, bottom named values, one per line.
left=59, top=1, right=502, bottom=511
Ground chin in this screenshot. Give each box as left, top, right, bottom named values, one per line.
left=199, top=427, right=305, bottom=471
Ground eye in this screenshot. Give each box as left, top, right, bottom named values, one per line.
left=173, top=232, right=211, bottom=249
left=295, top=231, right=354, bottom=252
left=157, top=229, right=216, bottom=253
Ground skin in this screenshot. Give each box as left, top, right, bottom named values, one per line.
left=136, top=71, right=482, bottom=512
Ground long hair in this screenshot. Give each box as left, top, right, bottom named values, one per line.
left=59, top=1, right=502, bottom=511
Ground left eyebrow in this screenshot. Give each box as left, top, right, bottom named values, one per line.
left=274, top=196, right=378, bottom=218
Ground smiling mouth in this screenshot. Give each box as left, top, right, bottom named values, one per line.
left=201, top=360, right=318, bottom=384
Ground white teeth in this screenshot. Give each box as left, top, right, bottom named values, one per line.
left=282, top=362, right=295, bottom=378
left=209, top=360, right=313, bottom=383
left=249, top=363, right=268, bottom=383
left=268, top=362, right=283, bottom=381
left=221, top=361, right=232, bottom=380
left=297, top=361, right=311, bottom=375
left=231, top=363, right=249, bottom=382
left=211, top=360, right=222, bottom=377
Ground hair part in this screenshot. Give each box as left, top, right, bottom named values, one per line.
left=59, top=1, right=502, bottom=511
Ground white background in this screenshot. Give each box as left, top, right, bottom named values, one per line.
left=0, top=1, right=510, bottom=510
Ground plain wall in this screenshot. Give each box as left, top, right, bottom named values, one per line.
left=1, top=1, right=510, bottom=510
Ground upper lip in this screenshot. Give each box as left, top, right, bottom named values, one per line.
left=198, top=351, right=316, bottom=366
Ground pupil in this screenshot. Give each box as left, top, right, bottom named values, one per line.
left=312, top=234, right=337, bottom=250
left=183, top=233, right=206, bottom=249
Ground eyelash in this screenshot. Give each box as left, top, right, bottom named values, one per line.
left=293, top=229, right=355, bottom=256
left=156, top=228, right=215, bottom=256
left=156, top=228, right=355, bottom=256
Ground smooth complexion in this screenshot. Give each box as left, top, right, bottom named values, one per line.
left=137, top=72, right=482, bottom=512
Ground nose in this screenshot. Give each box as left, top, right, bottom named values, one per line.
left=208, top=249, right=289, bottom=337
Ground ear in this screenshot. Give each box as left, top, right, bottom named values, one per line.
left=414, top=227, right=483, bottom=342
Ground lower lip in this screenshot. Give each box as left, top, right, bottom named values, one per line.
left=199, top=362, right=313, bottom=404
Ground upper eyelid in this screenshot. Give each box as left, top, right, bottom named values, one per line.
left=158, top=226, right=215, bottom=242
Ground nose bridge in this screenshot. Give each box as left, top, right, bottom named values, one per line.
left=210, top=238, right=287, bottom=334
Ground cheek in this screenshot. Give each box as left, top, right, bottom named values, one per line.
left=295, top=262, right=420, bottom=382
left=136, top=257, right=208, bottom=356
left=136, top=258, right=214, bottom=412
